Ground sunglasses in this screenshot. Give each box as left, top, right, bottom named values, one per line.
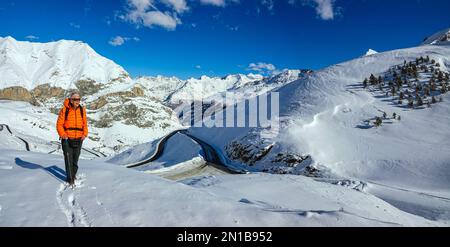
left=70, top=98, right=81, bottom=102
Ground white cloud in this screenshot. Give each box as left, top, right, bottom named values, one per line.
left=129, top=0, right=154, bottom=12
left=109, top=36, right=141, bottom=46
left=247, top=62, right=281, bottom=75
left=109, top=36, right=126, bottom=46
left=288, top=0, right=338, bottom=20
left=314, top=0, right=335, bottom=20
left=199, top=0, right=226, bottom=7
left=70, top=22, right=81, bottom=29
left=161, top=0, right=189, bottom=13
left=120, top=0, right=240, bottom=31
left=297, top=0, right=337, bottom=20
left=123, top=0, right=181, bottom=30
left=25, top=35, right=39, bottom=41
left=195, top=65, right=201, bottom=69
left=144, top=11, right=180, bottom=30
left=199, top=0, right=239, bottom=7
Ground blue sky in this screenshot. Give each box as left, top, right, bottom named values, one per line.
left=1, top=0, right=450, bottom=79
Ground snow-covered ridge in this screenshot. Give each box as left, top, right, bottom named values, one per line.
left=422, top=28, right=450, bottom=45
left=134, top=70, right=310, bottom=104
left=0, top=36, right=131, bottom=90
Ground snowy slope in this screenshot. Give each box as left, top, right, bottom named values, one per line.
left=0, top=149, right=442, bottom=226
left=0, top=100, right=181, bottom=156
left=146, top=33, right=450, bottom=223
left=0, top=36, right=131, bottom=90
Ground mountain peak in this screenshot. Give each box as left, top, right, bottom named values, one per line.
left=0, top=36, right=16, bottom=41
left=0, top=36, right=131, bottom=90
left=364, top=49, right=378, bottom=56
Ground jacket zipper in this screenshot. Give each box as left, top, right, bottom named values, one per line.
left=74, top=107, right=78, bottom=139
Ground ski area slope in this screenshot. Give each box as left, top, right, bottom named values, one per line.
left=0, top=149, right=443, bottom=226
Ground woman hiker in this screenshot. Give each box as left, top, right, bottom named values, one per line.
left=56, top=91, right=88, bottom=186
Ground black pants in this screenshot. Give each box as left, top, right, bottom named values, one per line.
left=62, top=139, right=82, bottom=184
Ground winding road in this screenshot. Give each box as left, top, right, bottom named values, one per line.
left=1, top=123, right=106, bottom=157
left=2, top=123, right=245, bottom=176
left=126, top=129, right=246, bottom=175
left=0, top=124, right=30, bottom=151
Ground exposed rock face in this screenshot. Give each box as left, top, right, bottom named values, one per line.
left=91, top=100, right=174, bottom=129
left=225, top=133, right=312, bottom=174
left=31, top=84, right=65, bottom=101
left=87, top=97, right=108, bottom=110
left=0, top=84, right=66, bottom=106
left=87, top=86, right=147, bottom=111
left=75, top=80, right=103, bottom=96
left=225, top=139, right=274, bottom=166
left=0, top=86, right=33, bottom=103
left=131, top=85, right=144, bottom=97
left=271, top=153, right=310, bottom=167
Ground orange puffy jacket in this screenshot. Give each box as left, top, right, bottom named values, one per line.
left=56, top=98, right=88, bottom=139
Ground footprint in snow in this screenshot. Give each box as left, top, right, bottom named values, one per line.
left=68, top=194, right=75, bottom=206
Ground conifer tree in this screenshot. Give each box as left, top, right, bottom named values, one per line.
left=417, top=96, right=423, bottom=106
left=374, top=117, right=382, bottom=127
left=363, top=78, right=368, bottom=88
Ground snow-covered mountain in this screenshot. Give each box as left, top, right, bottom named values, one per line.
left=422, top=28, right=450, bottom=45
left=135, top=71, right=312, bottom=106
left=0, top=36, right=131, bottom=90
left=0, top=37, right=309, bottom=155
left=135, top=73, right=265, bottom=104
left=0, top=37, right=182, bottom=155
left=1, top=29, right=450, bottom=227
left=364, top=49, right=378, bottom=56
left=111, top=29, right=450, bottom=224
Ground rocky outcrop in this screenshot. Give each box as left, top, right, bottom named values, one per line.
left=87, top=86, right=146, bottom=110
left=0, top=86, right=33, bottom=103
left=75, top=80, right=103, bottom=96
left=0, top=84, right=67, bottom=106
left=31, top=84, right=65, bottom=101
left=271, top=153, right=310, bottom=167
left=90, top=99, right=175, bottom=129
left=225, top=140, right=274, bottom=166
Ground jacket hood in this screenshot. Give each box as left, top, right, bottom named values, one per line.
left=63, top=98, right=71, bottom=108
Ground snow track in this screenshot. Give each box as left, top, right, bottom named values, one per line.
left=56, top=177, right=92, bottom=227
